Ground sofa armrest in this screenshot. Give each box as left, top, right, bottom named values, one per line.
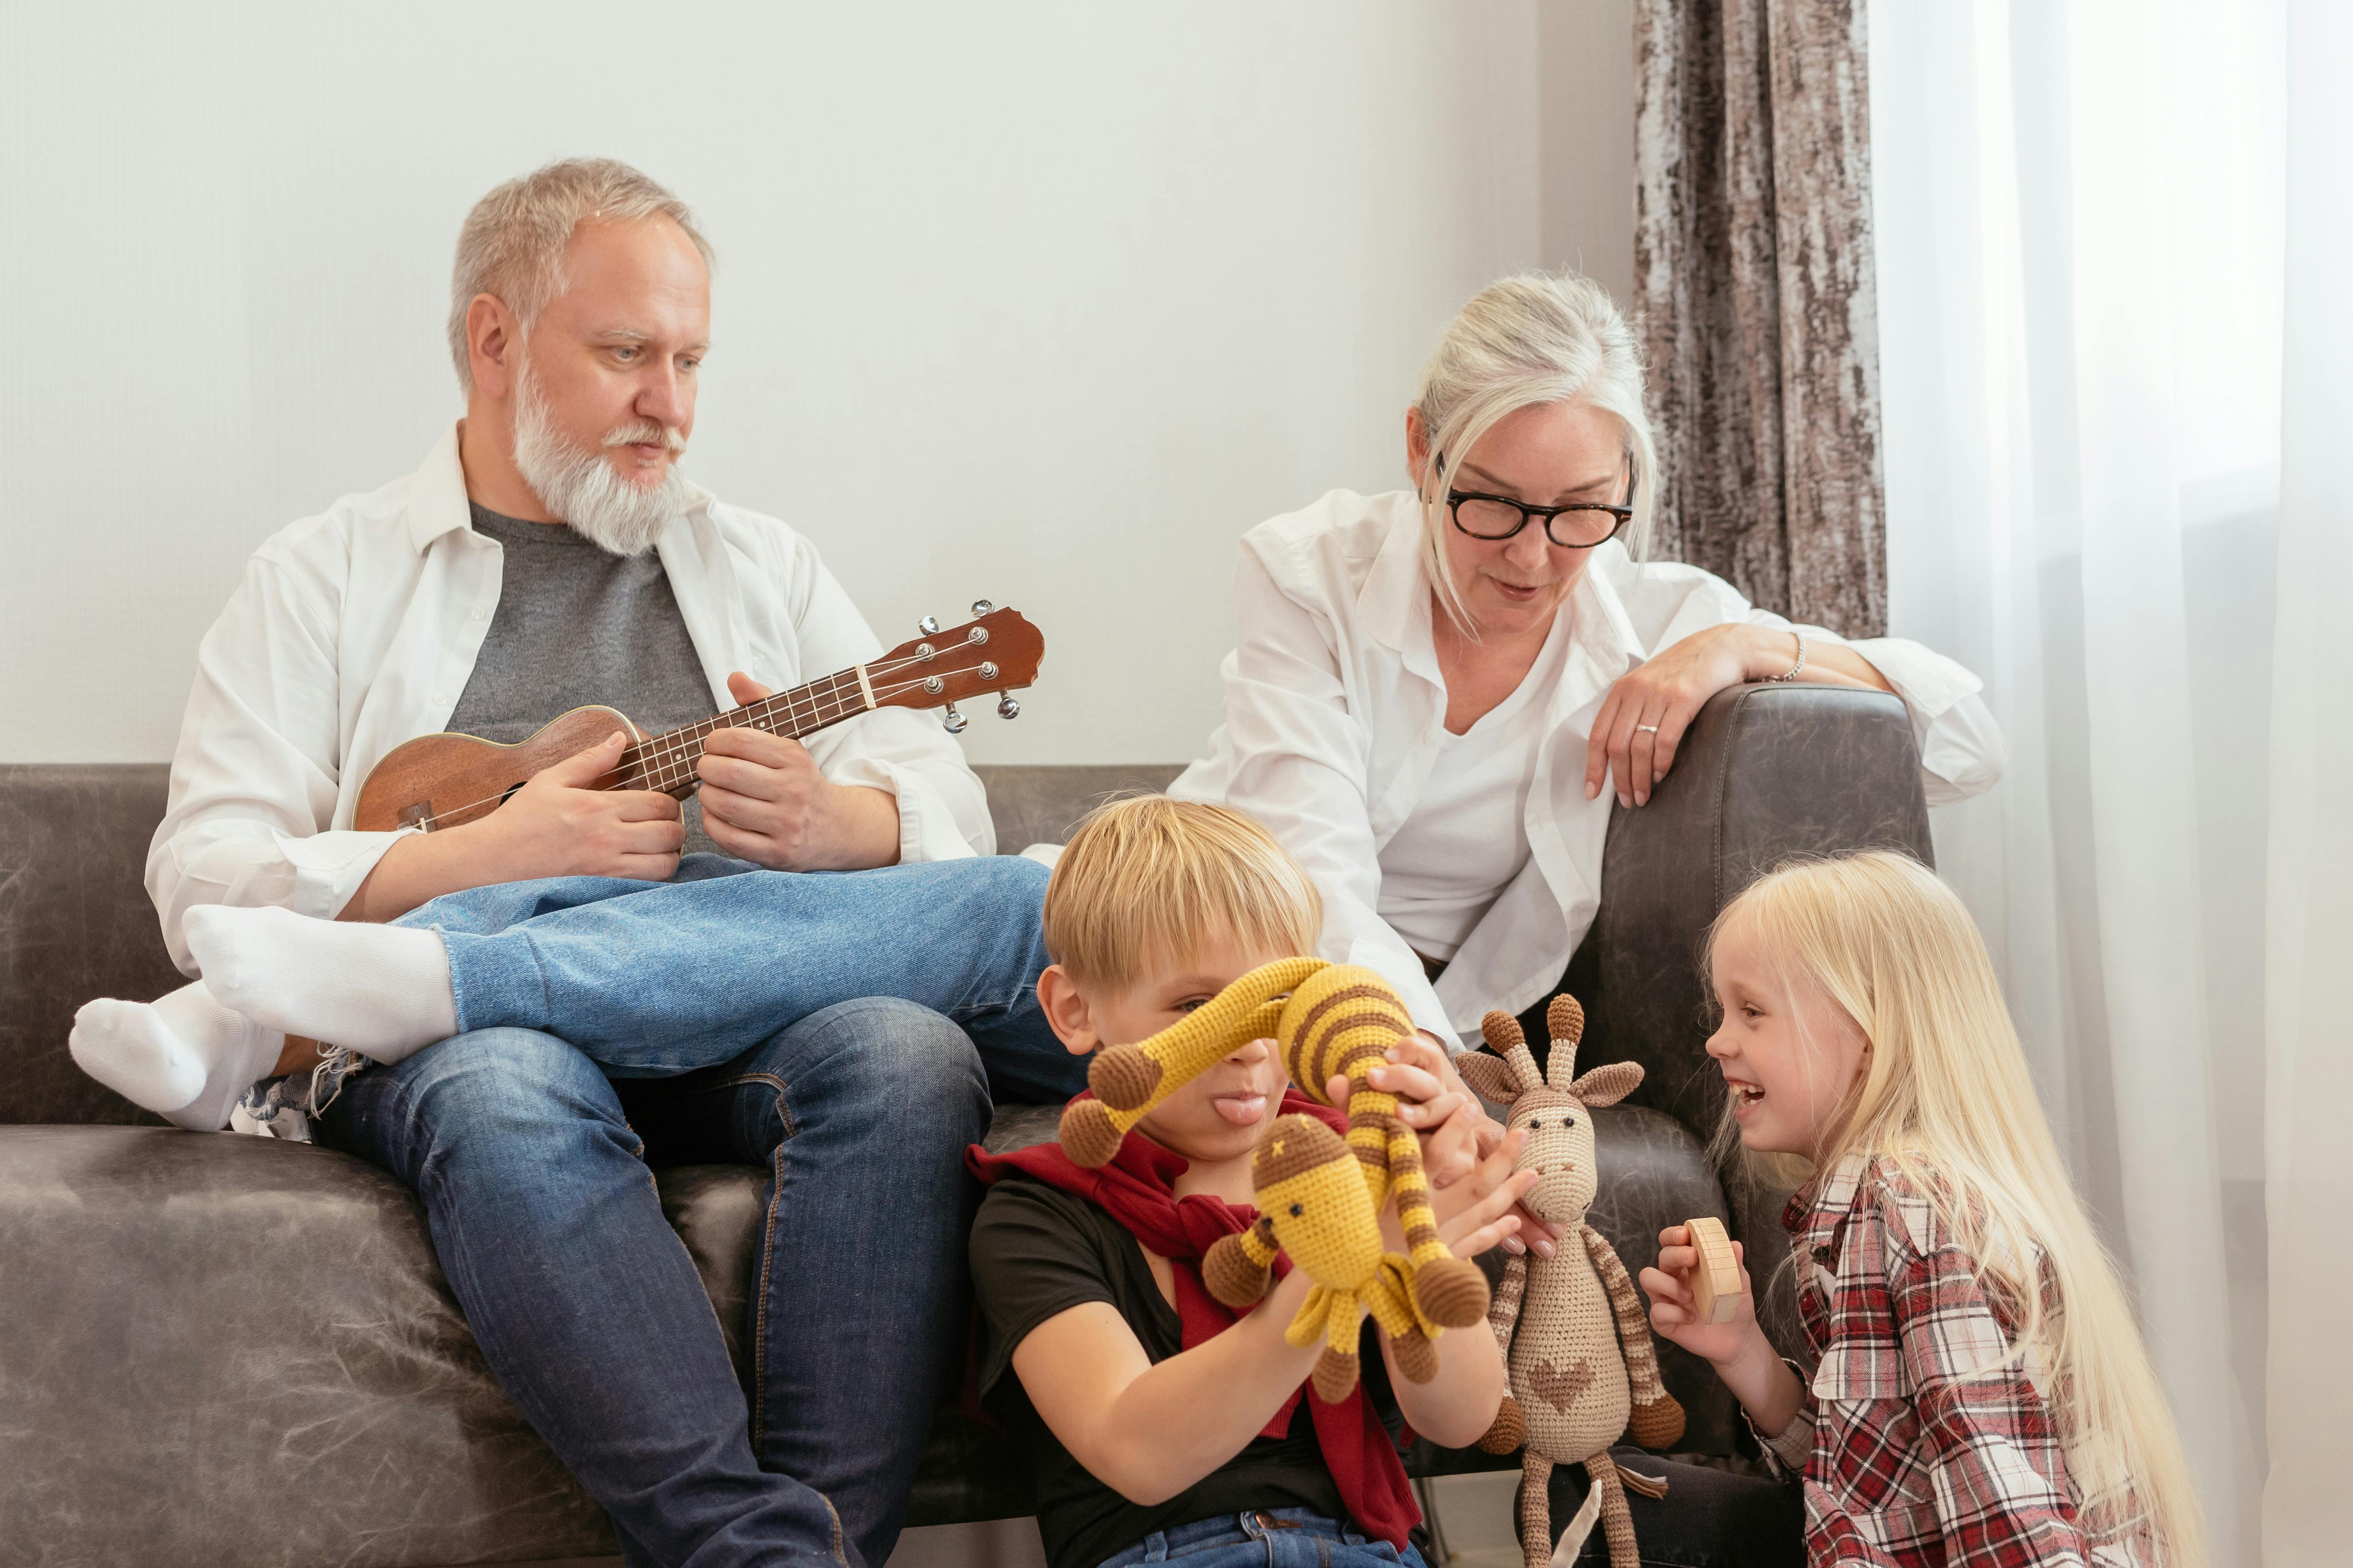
left=1591, top=683, right=1933, bottom=1352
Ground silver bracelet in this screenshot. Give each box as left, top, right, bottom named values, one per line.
left=1770, top=631, right=1808, bottom=683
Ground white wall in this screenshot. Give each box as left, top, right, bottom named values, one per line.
left=0, top=1, right=1634, bottom=768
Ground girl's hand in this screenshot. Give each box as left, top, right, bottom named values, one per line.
left=1640, top=1223, right=1759, bottom=1366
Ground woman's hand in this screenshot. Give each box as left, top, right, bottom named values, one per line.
left=1430, top=1126, right=1535, bottom=1257
left=1330, top=1042, right=1562, bottom=1259
left=1585, top=625, right=1896, bottom=808
left=1339, top=1035, right=1479, bottom=1182
left=1584, top=625, right=1758, bottom=808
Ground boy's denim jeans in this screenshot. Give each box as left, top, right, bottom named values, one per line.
left=1096, top=1509, right=1426, bottom=1568
left=316, top=853, right=1087, bottom=1568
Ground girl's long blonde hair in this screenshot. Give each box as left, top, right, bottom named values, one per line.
left=1714, top=852, right=2202, bottom=1565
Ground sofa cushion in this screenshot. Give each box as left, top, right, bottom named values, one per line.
left=0, top=1124, right=616, bottom=1566
left=0, top=765, right=187, bottom=1127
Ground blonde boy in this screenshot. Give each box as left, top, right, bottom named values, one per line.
left=966, top=796, right=1530, bottom=1568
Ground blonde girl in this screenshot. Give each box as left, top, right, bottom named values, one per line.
left=1640, top=851, right=2200, bottom=1567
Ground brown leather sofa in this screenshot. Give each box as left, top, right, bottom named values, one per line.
left=0, top=685, right=1931, bottom=1567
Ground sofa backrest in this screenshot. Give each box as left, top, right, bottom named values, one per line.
left=0, top=763, right=1185, bottom=1126
left=0, top=692, right=1931, bottom=1133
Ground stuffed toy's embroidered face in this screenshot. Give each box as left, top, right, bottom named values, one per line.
left=1502, top=1079, right=1601, bottom=1226
left=1035, top=926, right=1296, bottom=1164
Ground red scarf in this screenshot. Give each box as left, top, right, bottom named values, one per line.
left=965, top=1090, right=1420, bottom=1550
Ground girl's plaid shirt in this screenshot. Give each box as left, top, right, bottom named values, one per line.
left=1748, top=1156, right=2154, bottom=1567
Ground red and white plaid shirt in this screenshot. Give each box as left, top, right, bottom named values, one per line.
left=1753, top=1156, right=2153, bottom=1567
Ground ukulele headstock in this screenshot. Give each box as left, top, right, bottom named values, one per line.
left=870, top=604, right=1043, bottom=727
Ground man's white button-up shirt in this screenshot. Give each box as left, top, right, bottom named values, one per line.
left=148, top=425, right=990, bottom=974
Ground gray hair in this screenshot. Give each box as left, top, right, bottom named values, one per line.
left=1412, top=271, right=1658, bottom=631
left=446, top=158, right=715, bottom=390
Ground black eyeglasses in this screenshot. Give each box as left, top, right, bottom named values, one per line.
left=1438, top=457, right=1636, bottom=550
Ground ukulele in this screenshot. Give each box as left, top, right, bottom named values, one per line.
left=353, top=602, right=1041, bottom=834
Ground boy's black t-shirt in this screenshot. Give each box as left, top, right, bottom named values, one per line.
left=969, top=1173, right=1402, bottom=1568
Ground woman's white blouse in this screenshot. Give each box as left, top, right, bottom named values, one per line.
left=1170, top=489, right=2006, bottom=1047
left=1374, top=609, right=1565, bottom=964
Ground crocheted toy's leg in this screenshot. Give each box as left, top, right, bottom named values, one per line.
left=1582, top=1224, right=1685, bottom=1450
left=1479, top=1253, right=1530, bottom=1453
left=1202, top=1215, right=1281, bottom=1309
left=1588, top=1456, right=1636, bottom=1568
left=1365, top=1266, right=1439, bottom=1384
left=1311, top=1291, right=1365, bottom=1403
left=1387, top=1118, right=1488, bottom=1328
left=1518, top=1452, right=1555, bottom=1568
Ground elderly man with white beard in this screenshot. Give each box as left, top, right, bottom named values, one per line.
left=118, top=160, right=1086, bottom=1568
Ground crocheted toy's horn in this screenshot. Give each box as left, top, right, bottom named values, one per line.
left=1056, top=956, right=1328, bottom=1167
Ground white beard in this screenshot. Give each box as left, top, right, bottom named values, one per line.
left=510, top=359, right=691, bottom=557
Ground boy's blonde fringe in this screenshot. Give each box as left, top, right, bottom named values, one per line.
left=1043, top=795, right=1322, bottom=989
left=1708, top=852, right=2204, bottom=1566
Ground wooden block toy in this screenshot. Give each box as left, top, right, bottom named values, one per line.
left=1684, top=1216, right=1743, bottom=1324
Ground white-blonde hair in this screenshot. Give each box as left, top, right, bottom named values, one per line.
left=1044, top=795, right=1321, bottom=990
left=447, top=157, right=715, bottom=390
left=1411, top=271, right=1658, bottom=633
left=1712, top=852, right=2202, bottom=1564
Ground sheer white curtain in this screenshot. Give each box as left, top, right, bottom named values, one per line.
left=1866, top=0, right=2348, bottom=1560
left=2261, top=3, right=2353, bottom=1561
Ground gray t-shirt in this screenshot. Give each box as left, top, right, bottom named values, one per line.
left=449, top=505, right=721, bottom=855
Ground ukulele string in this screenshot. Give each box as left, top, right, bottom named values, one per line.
left=620, top=642, right=1002, bottom=791
left=400, top=663, right=1008, bottom=832
left=618, top=640, right=990, bottom=785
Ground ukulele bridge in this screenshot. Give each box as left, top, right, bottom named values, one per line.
left=398, top=801, right=434, bottom=830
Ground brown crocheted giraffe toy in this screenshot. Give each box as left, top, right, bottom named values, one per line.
left=1454, top=996, right=1685, bottom=1568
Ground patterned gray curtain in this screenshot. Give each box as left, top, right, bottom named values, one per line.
left=1634, top=0, right=1887, bottom=637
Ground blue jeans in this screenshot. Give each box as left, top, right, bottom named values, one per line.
left=1096, top=1509, right=1426, bottom=1568
left=410, top=852, right=1085, bottom=1104
left=315, top=855, right=1086, bottom=1568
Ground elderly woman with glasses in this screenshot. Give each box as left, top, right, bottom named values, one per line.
left=1171, top=271, right=2003, bottom=1064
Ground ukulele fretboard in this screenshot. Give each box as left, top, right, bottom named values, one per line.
left=616, top=668, right=874, bottom=797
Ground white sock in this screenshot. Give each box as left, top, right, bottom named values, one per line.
left=185, top=904, right=458, bottom=1065
left=70, top=981, right=286, bottom=1131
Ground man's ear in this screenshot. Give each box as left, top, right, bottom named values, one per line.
left=1036, top=966, right=1100, bottom=1057
left=466, top=293, right=522, bottom=401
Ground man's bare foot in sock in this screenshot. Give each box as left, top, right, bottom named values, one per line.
left=184, top=904, right=458, bottom=1064
left=70, top=982, right=287, bottom=1131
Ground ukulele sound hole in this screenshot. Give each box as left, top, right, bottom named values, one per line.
left=500, top=782, right=525, bottom=808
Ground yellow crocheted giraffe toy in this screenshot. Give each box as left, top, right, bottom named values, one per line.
left=1206, top=1112, right=1442, bottom=1402
left=1056, top=958, right=1490, bottom=1390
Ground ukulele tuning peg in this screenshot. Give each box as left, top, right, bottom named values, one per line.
left=942, top=703, right=968, bottom=735
left=918, top=615, right=941, bottom=636
left=970, top=599, right=993, bottom=617
left=996, top=694, right=1021, bottom=720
